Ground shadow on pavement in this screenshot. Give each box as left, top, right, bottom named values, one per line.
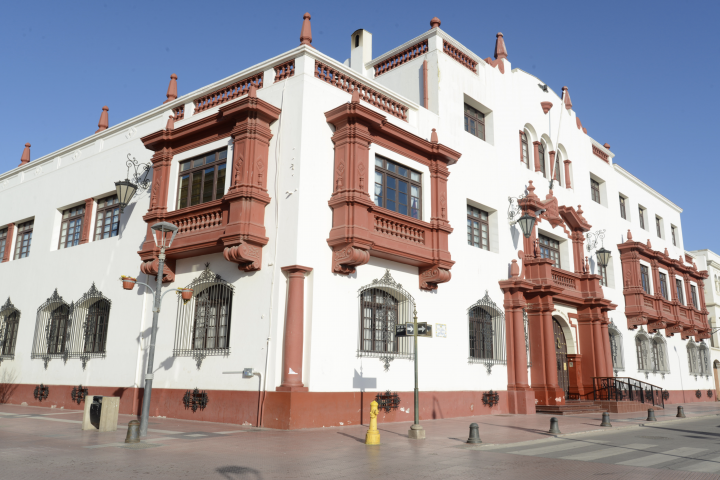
left=217, top=465, right=263, bottom=480
left=337, top=432, right=365, bottom=444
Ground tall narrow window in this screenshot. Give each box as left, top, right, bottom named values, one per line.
left=651, top=338, right=666, bottom=372
left=659, top=272, right=669, bottom=300
left=640, top=265, right=650, bottom=293
left=671, top=226, right=677, bottom=246
left=591, top=179, right=601, bottom=204
left=374, top=156, right=421, bottom=219
left=94, top=195, right=121, bottom=240
left=47, top=305, right=70, bottom=355
left=636, top=336, right=648, bottom=370
left=619, top=196, right=626, bottom=219
left=521, top=132, right=529, bottom=168
left=639, top=207, right=645, bottom=229
left=608, top=323, right=624, bottom=371
left=691, top=285, right=699, bottom=309
left=177, top=148, right=228, bottom=210
left=656, top=216, right=662, bottom=237
left=0, top=299, right=20, bottom=358
left=469, top=307, right=493, bottom=359
left=14, top=220, right=33, bottom=259
left=554, top=154, right=562, bottom=186
left=467, top=292, right=506, bottom=365
left=539, top=234, right=561, bottom=268
left=59, top=206, right=85, bottom=249
left=0, top=228, right=7, bottom=263
left=467, top=205, right=489, bottom=251
left=84, top=300, right=110, bottom=354
left=464, top=104, right=485, bottom=140
left=538, top=142, right=546, bottom=177
left=676, top=278, right=685, bottom=305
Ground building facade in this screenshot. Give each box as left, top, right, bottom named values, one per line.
left=0, top=15, right=714, bottom=428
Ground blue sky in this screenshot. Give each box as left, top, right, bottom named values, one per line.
left=1, top=0, right=718, bottom=252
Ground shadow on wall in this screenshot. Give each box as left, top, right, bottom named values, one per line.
left=432, top=396, right=444, bottom=419
left=0, top=368, right=19, bottom=403
left=216, top=466, right=263, bottom=480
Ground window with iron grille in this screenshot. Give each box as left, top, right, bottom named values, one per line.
left=671, top=226, right=677, bottom=246
left=599, top=264, right=608, bottom=287
left=656, top=216, right=662, bottom=237
left=467, top=292, right=506, bottom=366
left=591, top=179, right=601, bottom=204
left=14, top=220, right=33, bottom=259
left=177, top=148, right=228, bottom=210
left=464, top=104, right=485, bottom=140
left=94, top=196, right=121, bottom=240
left=0, top=298, right=20, bottom=359
left=47, top=305, right=71, bottom=355
left=0, top=228, right=7, bottom=263
left=467, top=205, right=489, bottom=250
left=608, top=322, right=624, bottom=371
left=63, top=283, right=114, bottom=363
left=539, top=234, right=561, bottom=268
left=639, top=207, right=645, bottom=230
left=676, top=278, right=685, bottom=305
left=538, top=142, right=546, bottom=177
left=619, top=196, right=626, bottom=220
left=699, top=344, right=710, bottom=375
left=691, top=285, right=699, bottom=309
left=521, top=132, right=529, bottom=168
left=173, top=265, right=234, bottom=361
left=659, top=272, right=669, bottom=300
left=640, top=265, right=650, bottom=294
left=635, top=335, right=648, bottom=370
left=651, top=338, right=666, bottom=372
left=374, top=156, right=421, bottom=219
left=31, top=289, right=75, bottom=363
left=59, top=206, right=85, bottom=249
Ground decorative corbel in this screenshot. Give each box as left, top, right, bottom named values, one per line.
left=140, top=257, right=176, bottom=283
left=332, top=245, right=370, bottom=274
left=223, top=242, right=262, bottom=272
left=419, top=265, right=451, bottom=291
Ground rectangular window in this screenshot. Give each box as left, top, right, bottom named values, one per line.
left=659, top=273, right=669, bottom=300
left=0, top=228, right=6, bottom=263
left=591, top=179, right=601, bottom=204
left=640, top=265, right=650, bottom=294
left=14, top=220, right=34, bottom=259
left=374, top=156, right=421, bottom=219
left=539, top=234, right=561, bottom=268
left=671, top=226, right=677, bottom=246
left=59, top=205, right=85, bottom=249
left=94, top=195, right=121, bottom=240
left=639, top=207, right=645, bottom=229
left=176, top=148, right=228, bottom=210
left=619, top=196, right=626, bottom=220
left=676, top=278, right=685, bottom=305
left=467, top=205, right=489, bottom=251
left=599, top=264, right=608, bottom=287
left=656, top=216, right=662, bottom=237
left=691, top=285, right=698, bottom=309
left=538, top=143, right=546, bottom=177
left=464, top=104, right=485, bottom=140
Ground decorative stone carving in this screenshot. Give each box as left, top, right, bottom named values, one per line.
left=332, top=246, right=370, bottom=275
left=419, top=266, right=451, bottom=291
left=223, top=243, right=261, bottom=272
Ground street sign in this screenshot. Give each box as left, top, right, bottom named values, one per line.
left=396, top=322, right=432, bottom=337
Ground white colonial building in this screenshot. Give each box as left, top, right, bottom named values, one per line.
left=0, top=14, right=714, bottom=428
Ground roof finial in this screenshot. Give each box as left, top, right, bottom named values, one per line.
left=627, top=229, right=633, bottom=241
left=300, top=13, right=312, bottom=46
left=430, top=128, right=438, bottom=143
left=95, top=106, right=109, bottom=133
left=19, top=143, right=31, bottom=166
left=430, top=17, right=441, bottom=28
left=562, top=86, right=572, bottom=110
left=164, top=74, right=178, bottom=104
left=603, top=143, right=611, bottom=150
left=494, top=32, right=507, bottom=60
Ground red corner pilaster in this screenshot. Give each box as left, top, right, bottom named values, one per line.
left=1, top=223, right=14, bottom=262
left=278, top=265, right=313, bottom=392
left=563, top=160, right=572, bottom=189
left=532, top=141, right=541, bottom=172
left=95, top=106, right=109, bottom=133
left=19, top=143, right=31, bottom=167
left=163, top=74, right=178, bottom=104
left=79, top=198, right=94, bottom=244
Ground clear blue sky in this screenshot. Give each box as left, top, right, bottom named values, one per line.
left=1, top=0, right=718, bottom=252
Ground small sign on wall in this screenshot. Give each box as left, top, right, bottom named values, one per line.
left=436, top=324, right=447, bottom=338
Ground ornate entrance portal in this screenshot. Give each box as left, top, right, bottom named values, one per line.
left=554, top=319, right=569, bottom=398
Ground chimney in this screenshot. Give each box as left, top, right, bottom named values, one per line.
left=350, top=29, right=372, bottom=76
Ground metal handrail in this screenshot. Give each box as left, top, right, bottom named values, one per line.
left=592, top=377, right=665, bottom=408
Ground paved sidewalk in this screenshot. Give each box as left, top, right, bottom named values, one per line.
left=1, top=401, right=719, bottom=479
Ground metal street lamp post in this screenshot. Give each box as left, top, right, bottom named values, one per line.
left=121, top=222, right=181, bottom=436
left=408, top=307, right=425, bottom=439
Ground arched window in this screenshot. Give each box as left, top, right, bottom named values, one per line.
left=687, top=341, right=701, bottom=375
left=608, top=321, right=624, bottom=372
left=32, top=289, right=72, bottom=364
left=699, top=342, right=710, bottom=376
left=173, top=264, right=234, bottom=366
left=520, top=131, right=529, bottom=168
left=62, top=283, right=114, bottom=366
left=650, top=335, right=669, bottom=373
left=48, top=305, right=71, bottom=355
left=357, top=270, right=414, bottom=369
left=467, top=292, right=506, bottom=368
left=635, top=330, right=650, bottom=371
left=0, top=298, right=20, bottom=359
left=538, top=142, right=546, bottom=177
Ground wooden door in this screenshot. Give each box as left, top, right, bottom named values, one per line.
left=553, top=319, right=569, bottom=398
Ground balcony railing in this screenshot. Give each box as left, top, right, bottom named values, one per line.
left=194, top=73, right=264, bottom=114
left=443, top=40, right=478, bottom=73
left=373, top=40, right=428, bottom=77
left=165, top=201, right=225, bottom=237
left=551, top=269, right=577, bottom=290
left=373, top=211, right=426, bottom=245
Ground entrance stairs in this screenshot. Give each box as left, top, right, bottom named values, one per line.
left=535, top=400, right=604, bottom=415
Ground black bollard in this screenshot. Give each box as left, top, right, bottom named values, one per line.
left=676, top=406, right=686, bottom=418
left=549, top=417, right=561, bottom=434
left=125, top=420, right=140, bottom=443
left=600, top=412, right=612, bottom=427
left=466, top=423, right=482, bottom=444
left=646, top=408, right=657, bottom=422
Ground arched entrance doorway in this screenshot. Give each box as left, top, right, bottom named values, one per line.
left=553, top=319, right=569, bottom=398
left=714, top=360, right=720, bottom=401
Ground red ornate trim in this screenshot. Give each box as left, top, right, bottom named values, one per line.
left=540, top=101, right=553, bottom=114
left=419, top=265, right=451, bottom=291
left=194, top=73, right=264, bottom=115
left=563, top=160, right=572, bottom=189
left=324, top=98, right=461, bottom=290
left=79, top=198, right=94, bottom=245
left=592, top=145, right=609, bottom=163
left=1, top=223, right=14, bottom=262
left=274, top=60, right=295, bottom=82
left=374, top=40, right=428, bottom=77
left=443, top=40, right=478, bottom=73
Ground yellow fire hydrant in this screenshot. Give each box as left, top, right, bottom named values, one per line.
left=365, top=400, right=381, bottom=445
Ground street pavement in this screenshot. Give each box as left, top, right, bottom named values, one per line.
left=2, top=402, right=720, bottom=479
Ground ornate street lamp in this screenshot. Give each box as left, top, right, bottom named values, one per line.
left=587, top=230, right=611, bottom=268
left=115, top=154, right=151, bottom=212
left=517, top=213, right=536, bottom=239
left=596, top=246, right=611, bottom=269
left=508, top=188, right=543, bottom=239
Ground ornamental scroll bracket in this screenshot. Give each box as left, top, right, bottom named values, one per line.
left=332, top=245, right=371, bottom=275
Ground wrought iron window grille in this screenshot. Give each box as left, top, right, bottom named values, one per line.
left=31, top=289, right=73, bottom=367
left=71, top=385, right=88, bottom=404
left=357, top=270, right=414, bottom=371
left=608, top=320, right=625, bottom=372
left=482, top=390, right=500, bottom=407
left=374, top=391, right=400, bottom=413
left=467, top=292, right=506, bottom=367
left=173, top=264, right=234, bottom=366
left=523, top=309, right=531, bottom=368
left=182, top=388, right=209, bottom=412
left=72, top=283, right=112, bottom=368
left=34, top=384, right=49, bottom=401
left=0, top=297, right=20, bottom=361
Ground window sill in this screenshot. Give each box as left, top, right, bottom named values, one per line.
left=356, top=350, right=413, bottom=361
left=467, top=357, right=506, bottom=365
left=173, top=348, right=230, bottom=357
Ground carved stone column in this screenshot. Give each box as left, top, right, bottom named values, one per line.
left=592, top=319, right=607, bottom=378
left=277, top=265, right=312, bottom=392
left=147, top=148, right=173, bottom=216
left=563, top=160, right=572, bottom=188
